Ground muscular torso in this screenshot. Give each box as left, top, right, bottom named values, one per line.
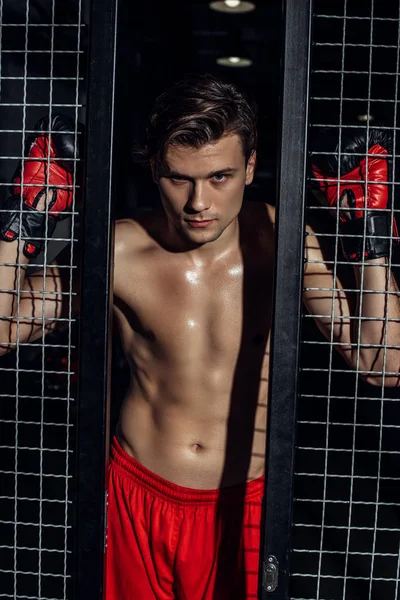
left=113, top=203, right=275, bottom=489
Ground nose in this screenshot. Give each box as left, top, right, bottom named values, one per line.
left=185, top=181, right=211, bottom=213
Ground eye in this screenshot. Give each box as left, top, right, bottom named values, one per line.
left=212, top=174, right=229, bottom=183
left=169, top=176, right=188, bottom=185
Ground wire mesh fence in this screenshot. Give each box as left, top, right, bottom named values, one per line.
left=0, top=1, right=87, bottom=598
left=2, top=1, right=400, bottom=600
left=289, top=1, right=400, bottom=599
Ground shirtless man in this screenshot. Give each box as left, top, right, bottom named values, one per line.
left=0, top=74, right=399, bottom=599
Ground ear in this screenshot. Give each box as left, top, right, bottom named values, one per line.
left=245, top=151, right=257, bottom=185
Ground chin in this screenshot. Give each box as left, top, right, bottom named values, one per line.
left=183, top=226, right=224, bottom=245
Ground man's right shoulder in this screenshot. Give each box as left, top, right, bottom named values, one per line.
left=113, top=214, right=163, bottom=297
left=114, top=212, right=163, bottom=260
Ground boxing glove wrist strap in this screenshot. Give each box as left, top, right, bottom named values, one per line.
left=0, top=194, right=56, bottom=258
left=340, top=212, right=391, bottom=261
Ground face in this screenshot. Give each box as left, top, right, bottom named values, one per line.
left=154, top=134, right=256, bottom=247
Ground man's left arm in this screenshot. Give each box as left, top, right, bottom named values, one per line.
left=303, top=227, right=400, bottom=387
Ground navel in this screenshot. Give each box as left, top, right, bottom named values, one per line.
left=191, top=443, right=203, bottom=453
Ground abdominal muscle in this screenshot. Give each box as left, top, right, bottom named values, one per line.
left=116, top=362, right=268, bottom=490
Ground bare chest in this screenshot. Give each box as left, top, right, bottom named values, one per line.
left=115, top=259, right=273, bottom=368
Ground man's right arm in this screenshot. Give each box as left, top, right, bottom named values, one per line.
left=0, top=239, right=66, bottom=356
left=0, top=114, right=81, bottom=356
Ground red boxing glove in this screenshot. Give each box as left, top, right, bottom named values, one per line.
left=311, top=130, right=398, bottom=261
left=0, top=114, right=80, bottom=258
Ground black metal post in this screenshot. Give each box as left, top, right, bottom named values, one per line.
left=259, top=0, right=312, bottom=598
left=74, top=0, right=118, bottom=598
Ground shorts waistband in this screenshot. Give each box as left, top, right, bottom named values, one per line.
left=110, top=436, right=264, bottom=505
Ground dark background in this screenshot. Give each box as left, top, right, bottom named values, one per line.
left=0, top=1, right=400, bottom=599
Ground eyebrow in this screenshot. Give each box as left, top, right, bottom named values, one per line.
left=162, top=167, right=239, bottom=179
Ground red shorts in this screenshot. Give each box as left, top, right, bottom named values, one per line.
left=105, top=437, right=264, bottom=600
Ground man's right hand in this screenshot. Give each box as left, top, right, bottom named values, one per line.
left=0, top=114, right=80, bottom=258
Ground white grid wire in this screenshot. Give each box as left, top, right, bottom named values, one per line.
left=0, top=1, right=85, bottom=598
left=290, top=1, right=400, bottom=599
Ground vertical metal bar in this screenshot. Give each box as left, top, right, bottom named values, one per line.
left=316, top=6, right=347, bottom=598
left=74, top=0, right=117, bottom=598
left=13, top=2, right=30, bottom=596
left=66, top=3, right=83, bottom=598
left=259, top=1, right=312, bottom=599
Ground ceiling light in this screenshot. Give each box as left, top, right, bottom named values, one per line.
left=217, top=56, right=253, bottom=67
left=209, top=1, right=256, bottom=14
left=357, top=113, right=375, bottom=122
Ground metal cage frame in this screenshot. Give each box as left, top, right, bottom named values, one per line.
left=260, top=0, right=312, bottom=598
left=74, top=0, right=117, bottom=598
left=3, top=0, right=398, bottom=599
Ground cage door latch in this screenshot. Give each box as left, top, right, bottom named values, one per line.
left=262, top=555, right=279, bottom=592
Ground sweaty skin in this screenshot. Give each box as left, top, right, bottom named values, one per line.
left=2, top=134, right=398, bottom=491
left=113, top=135, right=275, bottom=489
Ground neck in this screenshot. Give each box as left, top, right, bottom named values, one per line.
left=166, top=216, right=241, bottom=264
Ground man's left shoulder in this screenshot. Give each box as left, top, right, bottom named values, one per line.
left=240, top=202, right=276, bottom=258
left=241, top=201, right=276, bottom=234
left=242, top=200, right=275, bottom=220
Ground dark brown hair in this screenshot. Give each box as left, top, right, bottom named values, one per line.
left=138, top=73, right=258, bottom=169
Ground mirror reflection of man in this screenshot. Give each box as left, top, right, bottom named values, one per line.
left=0, top=74, right=399, bottom=599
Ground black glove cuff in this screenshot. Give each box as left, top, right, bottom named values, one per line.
left=340, top=212, right=391, bottom=261
left=0, top=195, right=56, bottom=258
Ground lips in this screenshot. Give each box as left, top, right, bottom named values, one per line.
left=186, top=220, right=215, bottom=228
